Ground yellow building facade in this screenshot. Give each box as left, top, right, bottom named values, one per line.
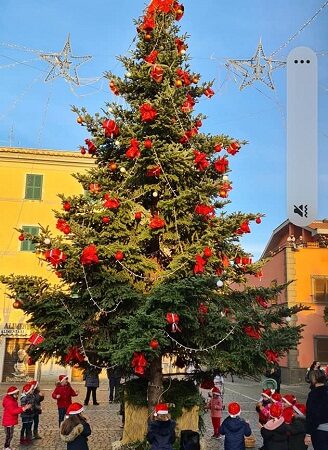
left=0, top=147, right=94, bottom=382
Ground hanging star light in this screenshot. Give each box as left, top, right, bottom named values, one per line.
left=39, top=34, right=92, bottom=85
left=226, top=39, right=285, bottom=90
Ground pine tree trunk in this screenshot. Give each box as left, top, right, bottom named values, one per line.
left=147, top=356, right=163, bottom=417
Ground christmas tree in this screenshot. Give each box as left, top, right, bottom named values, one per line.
left=2, top=0, right=306, bottom=412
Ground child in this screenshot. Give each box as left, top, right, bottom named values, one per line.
left=30, top=380, right=44, bottom=439
left=220, top=402, right=252, bottom=450
left=60, top=403, right=91, bottom=450
left=2, top=386, right=31, bottom=450
left=20, top=383, right=35, bottom=445
left=261, top=403, right=288, bottom=450
left=286, top=403, right=308, bottom=450
left=281, top=393, right=296, bottom=425
left=147, top=403, right=176, bottom=450
left=256, top=389, right=272, bottom=426
left=52, top=374, right=78, bottom=426
left=206, top=386, right=223, bottom=438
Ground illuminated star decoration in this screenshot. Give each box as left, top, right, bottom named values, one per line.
left=226, top=39, right=285, bottom=90
left=39, top=34, right=92, bottom=85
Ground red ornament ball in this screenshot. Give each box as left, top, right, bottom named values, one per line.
left=149, top=339, right=159, bottom=350
left=256, top=217, right=262, bottom=224
left=115, top=250, right=124, bottom=261
left=63, top=202, right=71, bottom=211
left=102, top=217, right=110, bottom=224
left=80, top=146, right=86, bottom=155
left=12, top=299, right=23, bottom=309
left=18, top=234, right=25, bottom=241
left=144, top=139, right=153, bottom=149
left=135, top=211, right=142, bottom=221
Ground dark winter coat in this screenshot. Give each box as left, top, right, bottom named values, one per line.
left=305, top=384, right=328, bottom=444
left=286, top=416, right=308, bottom=450
left=83, top=368, right=100, bottom=388
left=220, top=416, right=252, bottom=450
left=2, top=394, right=24, bottom=426
left=52, top=383, right=78, bottom=409
left=261, top=417, right=288, bottom=450
left=147, top=419, right=176, bottom=450
left=60, top=419, right=91, bottom=450
left=20, top=393, right=35, bottom=423
left=34, top=388, right=44, bottom=415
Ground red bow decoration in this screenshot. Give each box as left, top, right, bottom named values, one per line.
left=241, top=256, right=252, bottom=265
left=214, top=157, right=229, bottom=173
left=140, top=14, right=155, bottom=33
left=175, top=38, right=187, bottom=55
left=244, top=326, right=261, bottom=340
left=146, top=166, right=162, bottom=177
left=85, top=139, right=97, bottom=155
left=179, top=127, right=198, bottom=144
left=194, top=254, right=207, bottom=274
left=89, top=183, right=101, bottom=193
left=181, top=94, right=195, bottom=113
left=103, top=119, right=120, bottom=138
left=221, top=254, right=230, bottom=268
left=176, top=68, right=191, bottom=86
left=204, top=87, right=215, bottom=98
left=166, top=312, right=181, bottom=332
left=149, top=215, right=166, bottom=230
left=147, top=0, right=174, bottom=14
left=265, top=349, right=279, bottom=363
left=44, top=248, right=67, bottom=267
left=56, top=218, right=71, bottom=235
left=131, top=352, right=148, bottom=376
left=256, top=296, right=269, bottom=308
left=140, top=103, right=157, bottom=122
left=198, top=303, right=208, bottom=315
left=255, top=270, right=263, bottom=279
left=214, top=143, right=223, bottom=152
left=109, top=80, right=119, bottom=96
left=126, top=138, right=141, bottom=159
left=218, top=182, right=232, bottom=198
left=65, top=346, right=84, bottom=364
left=80, top=244, right=99, bottom=265
left=227, top=141, right=241, bottom=155
left=150, top=65, right=164, bottom=83
left=194, top=150, right=209, bottom=171
left=28, top=333, right=44, bottom=346
left=103, top=194, right=120, bottom=210
left=63, top=201, right=71, bottom=211
left=203, top=247, right=213, bottom=258
left=144, top=50, right=158, bottom=64
left=235, top=220, right=251, bottom=235
left=194, top=204, right=215, bottom=218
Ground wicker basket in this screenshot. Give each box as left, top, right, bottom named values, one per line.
left=244, top=435, right=256, bottom=448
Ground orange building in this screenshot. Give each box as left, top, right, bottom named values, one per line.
left=250, top=219, right=328, bottom=383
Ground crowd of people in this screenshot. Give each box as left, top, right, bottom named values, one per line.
left=1, top=363, right=328, bottom=450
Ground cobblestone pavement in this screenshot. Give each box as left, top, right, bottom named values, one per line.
left=0, top=379, right=313, bottom=449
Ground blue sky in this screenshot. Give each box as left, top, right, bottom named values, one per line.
left=1, top=0, right=327, bottom=259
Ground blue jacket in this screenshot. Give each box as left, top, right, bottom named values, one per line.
left=220, top=416, right=251, bottom=450
left=147, top=419, right=176, bottom=450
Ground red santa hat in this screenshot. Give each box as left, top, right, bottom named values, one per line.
left=293, top=402, right=306, bottom=417
left=270, top=403, right=283, bottom=419
left=30, top=380, right=38, bottom=390
left=154, top=403, right=169, bottom=416
left=7, top=386, right=19, bottom=395
left=282, top=406, right=294, bottom=424
left=262, top=388, right=272, bottom=399
left=228, top=402, right=241, bottom=417
left=271, top=392, right=282, bottom=403
left=282, top=393, right=296, bottom=406
left=211, top=387, right=221, bottom=395
left=22, top=383, right=33, bottom=395
left=66, top=403, right=84, bottom=415
left=59, top=374, right=69, bottom=383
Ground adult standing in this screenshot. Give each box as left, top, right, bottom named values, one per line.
left=83, top=367, right=101, bottom=406
left=305, top=361, right=326, bottom=389
left=304, top=370, right=328, bottom=449
left=265, top=362, right=282, bottom=393
left=106, top=366, right=122, bottom=403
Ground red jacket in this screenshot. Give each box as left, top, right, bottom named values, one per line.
left=2, top=394, right=24, bottom=426
left=51, top=383, right=78, bottom=409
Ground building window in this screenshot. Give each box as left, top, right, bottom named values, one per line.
left=20, top=226, right=39, bottom=252
left=25, top=174, right=43, bottom=200
left=314, top=337, right=328, bottom=363
left=313, top=277, right=328, bottom=303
